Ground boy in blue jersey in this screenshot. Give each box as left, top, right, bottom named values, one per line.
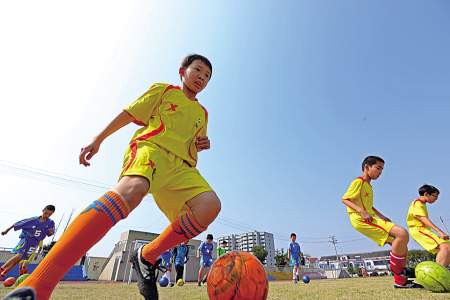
left=0, top=205, right=55, bottom=280
left=173, top=241, right=189, bottom=286
left=197, top=234, right=213, bottom=286
left=287, top=233, right=302, bottom=283
left=158, top=249, right=172, bottom=286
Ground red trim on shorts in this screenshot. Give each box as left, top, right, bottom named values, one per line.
left=123, top=109, right=147, bottom=126
left=418, top=228, right=440, bottom=247
left=124, top=109, right=165, bottom=173
left=362, top=220, right=389, bottom=234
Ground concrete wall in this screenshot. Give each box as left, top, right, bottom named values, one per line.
left=99, top=230, right=205, bottom=283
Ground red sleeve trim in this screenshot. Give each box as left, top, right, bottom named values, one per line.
left=123, top=109, right=147, bottom=126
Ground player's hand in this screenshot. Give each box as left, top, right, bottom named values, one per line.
left=360, top=211, right=373, bottom=222
left=1, top=231, right=7, bottom=235
left=438, top=230, right=449, bottom=240
left=380, top=216, right=391, bottom=222
left=185, top=259, right=189, bottom=264
left=34, top=255, right=38, bottom=260
left=197, top=255, right=200, bottom=260
left=195, top=136, right=210, bottom=152
left=79, top=139, right=101, bottom=167
left=49, top=228, right=54, bottom=236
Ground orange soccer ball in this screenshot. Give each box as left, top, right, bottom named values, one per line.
left=207, top=250, right=269, bottom=300
left=3, top=277, right=16, bottom=287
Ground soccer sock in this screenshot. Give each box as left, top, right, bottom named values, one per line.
left=198, top=272, right=203, bottom=282
left=165, top=271, right=171, bottom=281
left=19, top=269, right=24, bottom=276
left=141, top=210, right=206, bottom=265
left=390, top=251, right=407, bottom=285
left=14, top=191, right=130, bottom=300
left=23, top=267, right=28, bottom=274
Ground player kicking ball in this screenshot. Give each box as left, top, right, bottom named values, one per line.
left=4, top=54, right=221, bottom=300
left=1, top=206, right=55, bottom=280
left=342, top=156, right=422, bottom=289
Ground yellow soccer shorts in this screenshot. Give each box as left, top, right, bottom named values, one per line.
left=349, top=213, right=395, bottom=246
left=119, top=141, right=214, bottom=222
left=409, top=227, right=450, bottom=254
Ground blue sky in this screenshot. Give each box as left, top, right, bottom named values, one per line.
left=1, top=1, right=449, bottom=259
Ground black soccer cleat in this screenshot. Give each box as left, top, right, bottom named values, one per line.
left=168, top=282, right=174, bottom=287
left=202, top=276, right=207, bottom=284
left=394, top=280, right=423, bottom=289
left=400, top=267, right=416, bottom=278
left=130, top=246, right=163, bottom=300
left=3, top=286, right=36, bottom=300
left=197, top=282, right=201, bottom=286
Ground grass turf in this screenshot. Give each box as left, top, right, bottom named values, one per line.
left=1, top=277, right=449, bottom=299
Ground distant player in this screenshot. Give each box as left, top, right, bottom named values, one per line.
left=0, top=205, right=55, bottom=280
left=159, top=249, right=173, bottom=287
left=217, top=240, right=227, bottom=258
left=407, top=184, right=450, bottom=268
left=172, top=241, right=189, bottom=286
left=197, top=234, right=214, bottom=286
left=287, top=233, right=302, bottom=283
left=362, top=267, right=366, bottom=278
left=4, top=54, right=221, bottom=300
left=342, top=156, right=422, bottom=289
left=19, top=240, right=44, bottom=275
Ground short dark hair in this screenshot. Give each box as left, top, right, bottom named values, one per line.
left=291, top=233, right=296, bottom=237
left=44, top=205, right=55, bottom=212
left=180, top=54, right=212, bottom=80
left=206, top=234, right=213, bottom=240
left=222, top=241, right=227, bottom=244
left=418, top=184, right=440, bottom=196
left=362, top=156, right=384, bottom=171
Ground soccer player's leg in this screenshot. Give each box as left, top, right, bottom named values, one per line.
left=8, top=177, right=139, bottom=300
left=0, top=253, right=23, bottom=279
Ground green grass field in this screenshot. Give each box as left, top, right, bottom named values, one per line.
left=1, top=277, right=449, bottom=299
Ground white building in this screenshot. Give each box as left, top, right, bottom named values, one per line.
left=217, top=231, right=276, bottom=266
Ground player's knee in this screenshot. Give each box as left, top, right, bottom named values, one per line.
left=440, top=242, right=450, bottom=252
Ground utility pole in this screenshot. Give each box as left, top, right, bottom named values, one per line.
left=329, top=236, right=348, bottom=278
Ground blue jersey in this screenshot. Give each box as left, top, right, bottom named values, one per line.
left=289, top=242, right=301, bottom=258
left=14, top=217, right=55, bottom=241
left=159, top=249, right=172, bottom=268
left=198, top=241, right=213, bottom=257
left=174, top=244, right=189, bottom=266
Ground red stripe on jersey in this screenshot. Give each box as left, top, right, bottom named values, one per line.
left=188, top=126, right=205, bottom=168
left=357, top=177, right=367, bottom=212
left=124, top=109, right=165, bottom=172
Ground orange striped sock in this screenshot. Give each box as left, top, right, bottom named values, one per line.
left=198, top=272, right=203, bottom=282
left=14, top=191, right=129, bottom=300
left=142, top=211, right=206, bottom=265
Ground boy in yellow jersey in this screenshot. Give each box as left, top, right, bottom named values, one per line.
left=407, top=185, right=450, bottom=268
left=19, top=240, right=43, bottom=275
left=5, top=54, right=221, bottom=300
left=342, top=156, right=422, bottom=289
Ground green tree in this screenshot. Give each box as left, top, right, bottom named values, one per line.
left=407, top=249, right=437, bottom=267
left=274, top=248, right=288, bottom=266
left=42, top=241, right=56, bottom=257
left=354, top=264, right=362, bottom=277
left=251, top=245, right=268, bottom=264
left=347, top=266, right=355, bottom=275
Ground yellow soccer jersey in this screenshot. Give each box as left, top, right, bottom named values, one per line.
left=342, top=177, right=375, bottom=216
left=406, top=199, right=429, bottom=228
left=124, top=83, right=208, bottom=167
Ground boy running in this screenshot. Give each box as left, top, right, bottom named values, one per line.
left=287, top=233, right=302, bottom=283
left=159, top=249, right=172, bottom=287
left=407, top=185, right=450, bottom=268
left=1, top=206, right=55, bottom=280
left=217, top=240, right=227, bottom=258
left=19, top=240, right=43, bottom=275
left=172, top=241, right=189, bottom=286
left=5, top=54, right=221, bottom=300
left=342, top=156, right=421, bottom=289
left=197, top=234, right=213, bottom=286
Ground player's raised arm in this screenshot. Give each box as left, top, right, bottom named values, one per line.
left=1, top=225, right=13, bottom=236
left=79, top=111, right=135, bottom=166
left=419, top=216, right=449, bottom=240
